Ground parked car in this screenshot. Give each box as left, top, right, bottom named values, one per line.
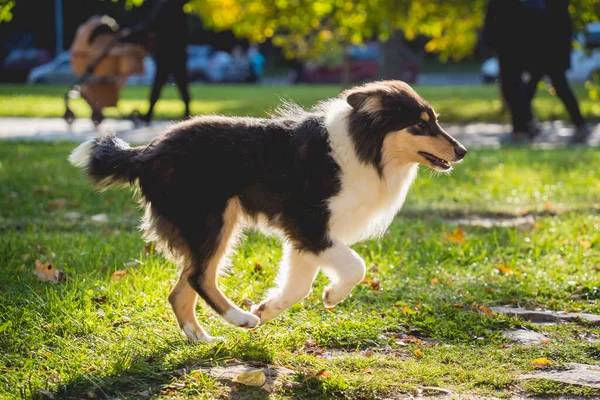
left=187, top=44, right=212, bottom=81
left=303, top=44, right=379, bottom=84
left=0, top=48, right=52, bottom=82
left=27, top=51, right=74, bottom=84
left=27, top=45, right=253, bottom=85
left=481, top=23, right=600, bottom=83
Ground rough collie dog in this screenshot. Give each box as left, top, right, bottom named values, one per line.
left=70, top=80, right=467, bottom=342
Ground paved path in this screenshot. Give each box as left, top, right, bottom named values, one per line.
left=0, top=117, right=598, bottom=148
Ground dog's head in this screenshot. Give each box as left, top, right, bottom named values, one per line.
left=341, top=81, right=467, bottom=173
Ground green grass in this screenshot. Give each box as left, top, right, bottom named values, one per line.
left=1, top=141, right=600, bottom=399
left=1, top=83, right=599, bottom=123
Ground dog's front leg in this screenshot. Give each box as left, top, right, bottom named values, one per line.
left=251, top=243, right=319, bottom=323
left=316, top=238, right=366, bottom=309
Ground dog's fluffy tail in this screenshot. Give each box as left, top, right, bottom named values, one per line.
left=69, top=134, right=144, bottom=188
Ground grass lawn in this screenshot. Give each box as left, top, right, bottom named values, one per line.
left=1, top=140, right=599, bottom=399
left=0, top=83, right=599, bottom=123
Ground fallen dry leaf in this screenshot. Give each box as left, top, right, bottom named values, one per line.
left=254, top=263, right=262, bottom=272
left=430, top=277, right=439, bottom=285
left=532, top=357, right=552, bottom=367
left=22, top=253, right=30, bottom=261
left=479, top=305, right=496, bottom=317
left=34, top=260, right=67, bottom=283
left=401, top=306, right=412, bottom=315
left=443, top=228, right=466, bottom=245
left=364, top=368, right=374, bottom=374
left=496, top=265, right=515, bottom=276
left=33, top=186, right=52, bottom=195
left=580, top=240, right=591, bottom=249
left=315, top=369, right=331, bottom=378
left=304, top=339, right=317, bottom=347
left=232, top=369, right=266, bottom=387
left=46, top=198, right=67, bottom=211
left=92, top=295, right=107, bottom=304
left=414, top=349, right=424, bottom=358
left=112, top=316, right=131, bottom=327
left=110, top=270, right=127, bottom=281
left=361, top=277, right=380, bottom=289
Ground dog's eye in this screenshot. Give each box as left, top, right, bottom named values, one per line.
left=418, top=121, right=427, bottom=129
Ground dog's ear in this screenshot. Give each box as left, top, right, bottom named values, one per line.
left=346, top=92, right=370, bottom=110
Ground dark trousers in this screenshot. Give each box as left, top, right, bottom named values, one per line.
left=526, top=69, right=585, bottom=127
left=147, top=52, right=191, bottom=119
left=499, top=57, right=532, bottom=132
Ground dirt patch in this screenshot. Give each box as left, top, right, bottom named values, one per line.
left=519, top=363, right=600, bottom=389
left=490, top=306, right=600, bottom=326
left=445, top=214, right=535, bottom=230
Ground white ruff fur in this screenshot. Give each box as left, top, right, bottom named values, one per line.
left=324, top=99, right=418, bottom=245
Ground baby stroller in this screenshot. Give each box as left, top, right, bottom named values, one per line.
left=63, top=16, right=145, bottom=126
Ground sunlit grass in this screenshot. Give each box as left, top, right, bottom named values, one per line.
left=1, top=142, right=599, bottom=398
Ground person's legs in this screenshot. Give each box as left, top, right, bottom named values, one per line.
left=548, top=69, right=585, bottom=127
left=172, top=54, right=191, bottom=118
left=145, top=56, right=170, bottom=122
left=526, top=69, right=544, bottom=104
left=499, top=58, right=529, bottom=133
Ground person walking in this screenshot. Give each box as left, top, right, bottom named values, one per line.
left=482, top=0, right=538, bottom=142
left=139, top=0, right=191, bottom=123
left=525, top=0, right=590, bottom=143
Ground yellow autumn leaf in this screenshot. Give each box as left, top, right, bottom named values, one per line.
left=580, top=240, right=591, bottom=249
left=532, top=357, right=552, bottom=366
left=430, top=277, right=439, bottom=285
left=496, top=265, right=515, bottom=276
left=232, top=369, right=266, bottom=387
left=479, top=305, right=496, bottom=316
left=34, top=259, right=67, bottom=283
left=414, top=349, right=424, bottom=358
left=443, top=228, right=466, bottom=245
left=401, top=306, right=411, bottom=315
left=110, top=270, right=127, bottom=281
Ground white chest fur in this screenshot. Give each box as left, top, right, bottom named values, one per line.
left=324, top=100, right=418, bottom=245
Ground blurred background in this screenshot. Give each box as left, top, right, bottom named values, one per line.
left=0, top=0, right=598, bottom=132
left=0, top=0, right=598, bottom=87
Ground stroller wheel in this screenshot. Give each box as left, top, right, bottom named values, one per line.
left=92, top=110, right=104, bottom=126
left=63, top=109, right=76, bottom=125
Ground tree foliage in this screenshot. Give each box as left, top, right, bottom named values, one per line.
left=187, top=0, right=599, bottom=61
left=1, top=0, right=598, bottom=61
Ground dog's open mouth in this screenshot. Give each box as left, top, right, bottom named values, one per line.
left=418, top=151, right=451, bottom=170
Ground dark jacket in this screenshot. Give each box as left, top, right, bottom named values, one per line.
left=542, top=0, right=573, bottom=70
left=481, top=0, right=527, bottom=59
left=143, top=0, right=189, bottom=56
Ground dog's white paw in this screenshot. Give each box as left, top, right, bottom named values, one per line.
left=182, top=323, right=221, bottom=343
left=322, top=285, right=350, bottom=309
left=224, top=309, right=260, bottom=329
left=251, top=300, right=281, bottom=324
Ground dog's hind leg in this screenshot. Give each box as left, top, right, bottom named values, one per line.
left=251, top=243, right=319, bottom=323
left=314, top=238, right=366, bottom=309
left=187, top=198, right=260, bottom=329
left=169, top=272, right=216, bottom=342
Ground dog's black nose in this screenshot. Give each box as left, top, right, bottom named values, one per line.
left=454, top=146, right=467, bottom=159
